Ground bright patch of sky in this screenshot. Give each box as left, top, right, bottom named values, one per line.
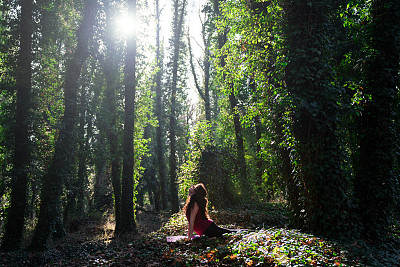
left=160, top=0, right=207, bottom=105
left=114, top=0, right=207, bottom=106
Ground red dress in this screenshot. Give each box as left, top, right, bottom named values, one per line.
left=187, top=211, right=213, bottom=236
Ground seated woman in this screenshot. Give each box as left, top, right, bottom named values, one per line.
left=183, top=183, right=236, bottom=239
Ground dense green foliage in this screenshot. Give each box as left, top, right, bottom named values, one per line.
left=0, top=0, right=399, bottom=261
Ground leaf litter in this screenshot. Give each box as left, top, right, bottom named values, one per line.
left=1, top=204, right=398, bottom=266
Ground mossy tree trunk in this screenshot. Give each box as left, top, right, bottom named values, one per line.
left=29, top=0, right=98, bottom=250
left=103, top=0, right=123, bottom=234
left=1, top=0, right=34, bottom=252
left=155, top=0, right=167, bottom=211
left=120, top=0, right=137, bottom=233
left=283, top=0, right=351, bottom=236
left=168, top=0, right=187, bottom=213
left=354, top=0, right=400, bottom=241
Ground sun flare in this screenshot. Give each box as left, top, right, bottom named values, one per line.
left=116, top=14, right=136, bottom=36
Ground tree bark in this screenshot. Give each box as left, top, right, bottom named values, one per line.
left=29, top=0, right=97, bottom=250
left=188, top=28, right=211, bottom=122
left=283, top=0, right=351, bottom=236
left=120, top=0, right=137, bottom=233
left=155, top=0, right=167, bottom=211
left=103, top=0, right=123, bottom=234
left=228, top=90, right=248, bottom=193
left=76, top=83, right=91, bottom=215
left=169, top=0, right=187, bottom=213
left=1, top=0, right=33, bottom=251
left=354, top=0, right=400, bottom=240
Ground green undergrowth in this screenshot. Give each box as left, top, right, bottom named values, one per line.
left=150, top=205, right=362, bottom=266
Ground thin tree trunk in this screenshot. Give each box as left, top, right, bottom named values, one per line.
left=139, top=124, right=157, bottom=210
left=213, top=0, right=248, bottom=194
left=155, top=0, right=166, bottom=211
left=120, top=0, right=137, bottom=233
left=248, top=80, right=264, bottom=194
left=169, top=0, right=187, bottom=213
left=202, top=19, right=212, bottom=122
left=214, top=0, right=248, bottom=194
left=76, top=86, right=90, bottom=215
left=273, top=110, right=302, bottom=226
left=228, top=90, right=248, bottom=193
left=188, top=32, right=211, bottom=122
left=103, top=0, right=122, bottom=234
left=1, top=0, right=33, bottom=251
left=93, top=120, right=107, bottom=209
left=64, top=71, right=91, bottom=222
left=29, top=0, right=97, bottom=250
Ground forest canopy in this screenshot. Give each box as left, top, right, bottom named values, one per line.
left=0, top=0, right=399, bottom=255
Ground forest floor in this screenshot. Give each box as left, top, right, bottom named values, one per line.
left=1, top=203, right=399, bottom=266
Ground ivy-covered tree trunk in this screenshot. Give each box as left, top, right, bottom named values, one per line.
left=283, top=0, right=351, bottom=236
left=76, top=83, right=91, bottom=215
left=228, top=89, right=248, bottom=190
left=204, top=51, right=211, bottom=122
left=155, top=0, right=167, bottom=211
left=92, top=82, right=108, bottom=210
left=29, top=0, right=97, bottom=250
left=249, top=80, right=264, bottom=191
left=169, top=0, right=187, bottom=213
left=103, top=0, right=122, bottom=233
left=64, top=69, right=92, bottom=222
left=138, top=125, right=158, bottom=210
left=214, top=0, right=248, bottom=196
left=354, top=0, right=400, bottom=240
left=92, top=126, right=108, bottom=210
left=1, top=0, right=33, bottom=251
left=120, top=0, right=137, bottom=233
left=274, top=109, right=302, bottom=227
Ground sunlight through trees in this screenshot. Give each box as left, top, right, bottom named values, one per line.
left=0, top=0, right=398, bottom=260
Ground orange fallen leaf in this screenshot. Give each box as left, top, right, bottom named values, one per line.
left=246, top=260, right=254, bottom=266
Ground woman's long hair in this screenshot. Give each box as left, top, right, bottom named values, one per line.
left=183, top=183, right=210, bottom=220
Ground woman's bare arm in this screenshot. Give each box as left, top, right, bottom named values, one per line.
left=188, top=202, right=199, bottom=239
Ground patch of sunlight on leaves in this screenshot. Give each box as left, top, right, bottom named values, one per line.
left=150, top=207, right=364, bottom=266
left=229, top=228, right=362, bottom=266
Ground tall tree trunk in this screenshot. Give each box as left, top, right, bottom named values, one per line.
left=204, top=52, right=211, bottom=122
left=273, top=108, right=302, bottom=226
left=103, top=0, right=122, bottom=234
left=155, top=0, right=166, bottom=211
left=64, top=69, right=92, bottom=222
left=252, top=77, right=263, bottom=191
left=283, top=0, right=351, bottom=236
left=169, top=0, right=187, bottom=213
left=1, top=0, right=33, bottom=251
left=228, top=90, right=248, bottom=193
left=213, top=0, right=248, bottom=195
left=139, top=124, right=158, bottom=210
left=354, top=0, right=400, bottom=240
left=120, top=0, right=137, bottom=233
left=249, top=79, right=265, bottom=196
left=188, top=28, right=211, bottom=122
left=76, top=85, right=91, bottom=215
left=93, top=128, right=108, bottom=210
left=29, top=0, right=97, bottom=250
left=92, top=75, right=108, bottom=210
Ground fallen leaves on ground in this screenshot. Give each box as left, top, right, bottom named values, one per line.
left=1, top=205, right=399, bottom=266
